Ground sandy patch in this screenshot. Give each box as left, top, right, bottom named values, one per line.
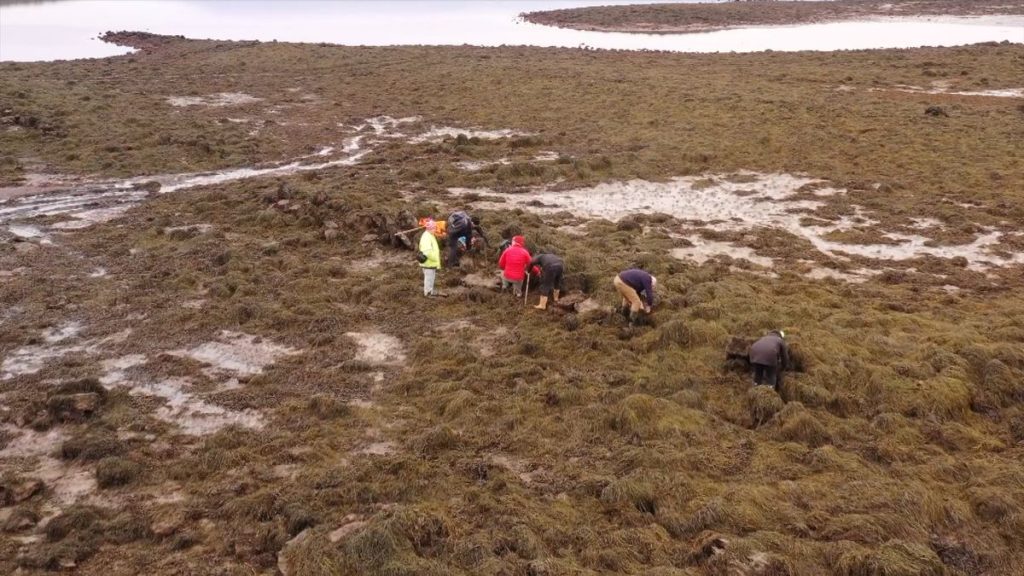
left=170, top=331, right=300, bottom=377
left=166, top=92, right=262, bottom=107
left=344, top=332, right=406, bottom=366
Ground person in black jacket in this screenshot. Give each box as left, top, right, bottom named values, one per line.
left=528, top=253, right=564, bottom=310
left=446, top=211, right=473, bottom=268
left=748, top=330, right=790, bottom=390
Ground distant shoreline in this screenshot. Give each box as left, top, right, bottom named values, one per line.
left=522, top=0, right=1024, bottom=34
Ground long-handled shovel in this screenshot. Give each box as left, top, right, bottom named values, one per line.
left=393, top=225, right=424, bottom=249
left=523, top=272, right=530, bottom=306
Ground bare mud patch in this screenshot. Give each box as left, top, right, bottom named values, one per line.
left=451, top=172, right=838, bottom=225
left=345, top=332, right=406, bottom=366
left=804, top=266, right=880, bottom=283
left=490, top=454, right=543, bottom=485
left=0, top=116, right=532, bottom=238
left=163, top=223, right=213, bottom=237
left=99, top=354, right=148, bottom=387
left=455, top=158, right=511, bottom=171
left=7, top=223, right=50, bottom=242
left=347, top=115, right=421, bottom=137
left=462, top=272, right=501, bottom=289
left=0, top=173, right=87, bottom=202
left=166, top=92, right=262, bottom=107
left=455, top=151, right=560, bottom=172
left=880, top=83, right=1024, bottom=98
left=169, top=331, right=301, bottom=377
left=0, top=426, right=99, bottom=507
left=346, top=251, right=409, bottom=273
left=359, top=441, right=396, bottom=456
left=130, top=377, right=266, bottom=435
left=433, top=320, right=509, bottom=358
left=42, top=321, right=84, bottom=343
left=672, top=236, right=774, bottom=268
left=453, top=172, right=1024, bottom=277
left=409, top=126, right=534, bottom=144
left=1, top=322, right=103, bottom=380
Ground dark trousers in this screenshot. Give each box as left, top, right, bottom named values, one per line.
left=539, top=264, right=564, bottom=296
left=447, top=228, right=468, bottom=267
left=752, top=363, right=782, bottom=389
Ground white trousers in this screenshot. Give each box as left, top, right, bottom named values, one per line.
left=422, top=268, right=437, bottom=296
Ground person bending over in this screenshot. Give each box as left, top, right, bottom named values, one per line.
left=749, top=330, right=790, bottom=390
left=614, top=268, right=657, bottom=322
left=528, top=253, right=564, bottom=310
left=446, top=210, right=473, bottom=268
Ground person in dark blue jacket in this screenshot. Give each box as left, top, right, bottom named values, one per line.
left=614, top=268, right=657, bottom=321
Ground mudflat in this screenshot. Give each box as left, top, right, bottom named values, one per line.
left=1, top=31, right=1023, bottom=575
left=523, top=0, right=1024, bottom=34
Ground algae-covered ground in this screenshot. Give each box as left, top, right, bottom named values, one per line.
left=1, top=32, right=1024, bottom=575
left=523, top=0, right=1024, bottom=34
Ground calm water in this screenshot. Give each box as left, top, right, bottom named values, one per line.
left=0, top=0, right=1022, bottom=61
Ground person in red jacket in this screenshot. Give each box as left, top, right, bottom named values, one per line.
left=497, top=235, right=531, bottom=297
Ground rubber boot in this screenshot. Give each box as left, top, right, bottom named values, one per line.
left=534, top=296, right=548, bottom=310
left=552, top=290, right=560, bottom=303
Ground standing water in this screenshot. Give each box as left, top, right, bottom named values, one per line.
left=1, top=0, right=1022, bottom=61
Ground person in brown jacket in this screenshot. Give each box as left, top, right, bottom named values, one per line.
left=748, top=330, right=789, bottom=390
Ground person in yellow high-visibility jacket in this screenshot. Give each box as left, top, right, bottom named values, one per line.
left=418, top=219, right=442, bottom=297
